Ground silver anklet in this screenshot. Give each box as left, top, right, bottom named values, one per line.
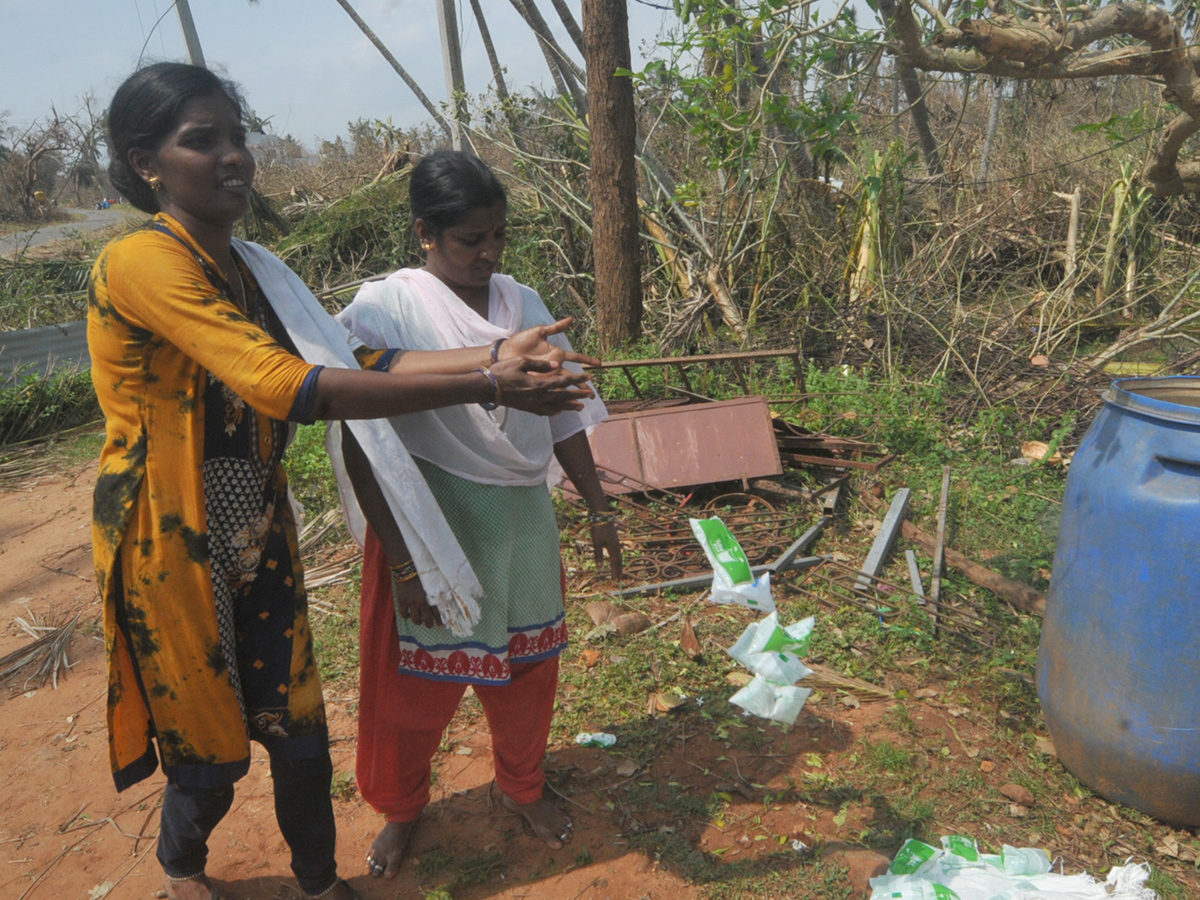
left=305, top=878, right=342, bottom=899
left=166, top=871, right=206, bottom=883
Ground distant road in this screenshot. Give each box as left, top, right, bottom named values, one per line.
left=1, top=208, right=142, bottom=381
left=0, top=207, right=137, bottom=256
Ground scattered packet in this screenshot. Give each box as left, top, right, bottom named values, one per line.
left=1000, top=844, right=1051, bottom=876
left=574, top=732, right=616, bottom=748
left=940, top=835, right=981, bottom=865
left=727, top=613, right=814, bottom=685
left=689, top=516, right=774, bottom=611
left=873, top=835, right=1149, bottom=900
left=889, top=838, right=939, bottom=876
left=728, top=673, right=812, bottom=725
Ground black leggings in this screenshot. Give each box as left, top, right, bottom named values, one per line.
left=158, top=751, right=337, bottom=895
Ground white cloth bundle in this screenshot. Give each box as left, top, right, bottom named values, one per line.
left=335, top=268, right=607, bottom=487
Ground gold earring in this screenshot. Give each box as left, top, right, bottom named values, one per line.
left=147, top=176, right=162, bottom=192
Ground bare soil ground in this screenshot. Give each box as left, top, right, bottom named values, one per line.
left=0, top=460, right=710, bottom=900
left=3, top=455, right=1198, bottom=900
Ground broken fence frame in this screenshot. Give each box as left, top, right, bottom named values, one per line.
left=614, top=515, right=831, bottom=598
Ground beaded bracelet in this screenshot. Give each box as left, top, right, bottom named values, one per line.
left=390, top=560, right=419, bottom=583
left=588, top=510, right=618, bottom=525
left=475, top=365, right=501, bottom=411
left=490, top=338, right=506, bottom=363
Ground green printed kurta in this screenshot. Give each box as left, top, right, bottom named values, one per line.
left=88, top=214, right=333, bottom=790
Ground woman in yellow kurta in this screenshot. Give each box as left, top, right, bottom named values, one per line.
left=91, top=63, right=595, bottom=900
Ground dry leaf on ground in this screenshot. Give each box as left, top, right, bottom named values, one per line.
left=680, top=618, right=703, bottom=660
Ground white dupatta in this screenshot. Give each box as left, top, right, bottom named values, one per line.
left=335, top=268, right=607, bottom=486
left=235, top=241, right=483, bottom=635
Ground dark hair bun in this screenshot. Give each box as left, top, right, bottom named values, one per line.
left=410, top=150, right=507, bottom=236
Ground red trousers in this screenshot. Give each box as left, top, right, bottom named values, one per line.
left=356, top=527, right=560, bottom=823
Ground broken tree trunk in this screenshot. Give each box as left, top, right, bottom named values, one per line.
left=902, top=519, right=1047, bottom=617
left=886, top=0, right=1200, bottom=196
left=584, top=0, right=643, bottom=346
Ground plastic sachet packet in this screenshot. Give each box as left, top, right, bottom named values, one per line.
left=871, top=835, right=1148, bottom=900
left=689, top=516, right=774, bottom=611
left=727, top=613, right=814, bottom=685
left=729, top=673, right=812, bottom=725
left=890, top=835, right=1053, bottom=879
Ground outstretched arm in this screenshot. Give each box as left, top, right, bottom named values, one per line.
left=385, top=317, right=600, bottom=375
left=311, top=356, right=593, bottom=421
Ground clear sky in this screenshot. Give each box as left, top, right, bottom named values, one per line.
left=0, top=0, right=676, bottom=148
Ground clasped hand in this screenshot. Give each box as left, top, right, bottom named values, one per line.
left=491, top=317, right=599, bottom=415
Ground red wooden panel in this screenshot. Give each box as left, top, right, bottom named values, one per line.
left=583, top=396, right=782, bottom=494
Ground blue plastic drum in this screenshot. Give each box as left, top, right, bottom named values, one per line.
left=1038, top=376, right=1200, bottom=825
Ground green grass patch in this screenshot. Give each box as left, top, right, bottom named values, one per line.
left=0, top=367, right=99, bottom=445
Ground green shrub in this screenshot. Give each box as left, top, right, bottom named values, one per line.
left=0, top=367, right=99, bottom=445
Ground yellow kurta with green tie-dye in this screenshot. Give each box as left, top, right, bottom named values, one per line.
left=88, top=213, right=326, bottom=791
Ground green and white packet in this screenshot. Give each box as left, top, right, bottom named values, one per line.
left=727, top=613, right=814, bottom=686
left=689, top=516, right=774, bottom=611
left=870, top=834, right=1156, bottom=900
left=728, top=673, right=812, bottom=725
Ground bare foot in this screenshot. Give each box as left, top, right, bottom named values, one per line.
left=366, top=819, right=418, bottom=879
left=502, top=794, right=572, bottom=850
left=163, top=875, right=217, bottom=900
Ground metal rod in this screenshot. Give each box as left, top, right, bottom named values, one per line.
left=612, top=555, right=824, bottom=598
left=583, top=348, right=801, bottom=371
left=769, top=517, right=830, bottom=572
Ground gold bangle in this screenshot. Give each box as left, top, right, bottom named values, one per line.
left=389, top=560, right=418, bottom=583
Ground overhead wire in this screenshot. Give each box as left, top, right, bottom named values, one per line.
left=135, top=0, right=179, bottom=68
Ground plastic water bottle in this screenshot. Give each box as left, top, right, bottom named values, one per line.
left=574, top=732, right=617, bottom=748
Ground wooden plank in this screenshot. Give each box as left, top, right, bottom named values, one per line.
left=781, top=451, right=896, bottom=471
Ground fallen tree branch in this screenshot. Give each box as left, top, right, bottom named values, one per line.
left=902, top=519, right=1046, bottom=616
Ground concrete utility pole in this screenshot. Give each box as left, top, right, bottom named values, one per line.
left=175, top=0, right=207, bottom=68
left=436, top=0, right=468, bottom=152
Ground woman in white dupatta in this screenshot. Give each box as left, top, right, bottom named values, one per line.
left=336, top=151, right=622, bottom=880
